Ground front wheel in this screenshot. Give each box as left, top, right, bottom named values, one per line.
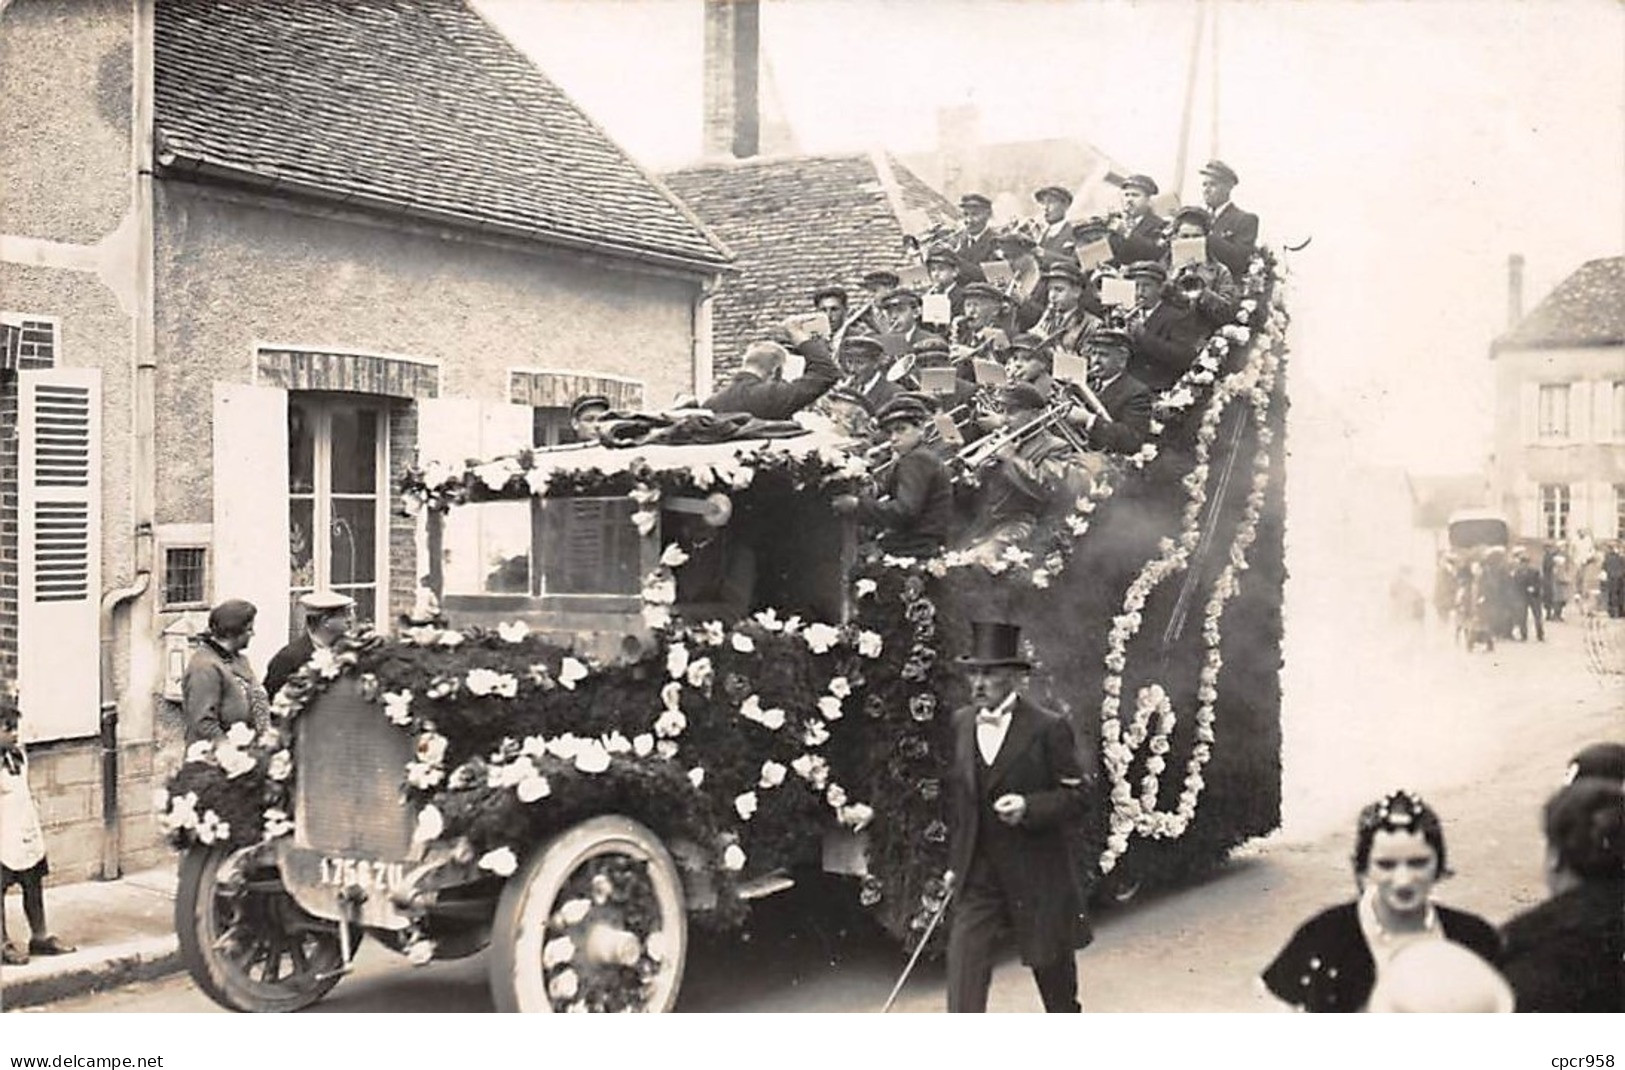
left=488, top=816, right=687, bottom=1013
left=175, top=846, right=346, bottom=1012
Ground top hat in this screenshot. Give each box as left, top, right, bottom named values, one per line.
left=1568, top=742, right=1625, bottom=784
left=956, top=621, right=1032, bottom=669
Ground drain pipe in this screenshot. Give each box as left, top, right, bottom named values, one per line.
left=99, top=550, right=150, bottom=880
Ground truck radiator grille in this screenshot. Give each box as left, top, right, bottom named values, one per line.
left=294, top=676, right=415, bottom=858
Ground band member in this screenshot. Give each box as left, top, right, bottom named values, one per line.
left=832, top=396, right=953, bottom=559
left=1198, top=159, right=1259, bottom=278
left=951, top=193, right=999, bottom=269
left=946, top=620, right=1089, bottom=1013
left=1032, top=186, right=1077, bottom=269
left=838, top=334, right=902, bottom=412
left=877, top=289, right=935, bottom=353
left=1164, top=206, right=1239, bottom=327
left=703, top=319, right=840, bottom=420
left=959, top=382, right=1073, bottom=565
left=1122, top=261, right=1204, bottom=391
left=925, top=243, right=970, bottom=323
left=950, top=282, right=1014, bottom=363
left=811, top=286, right=850, bottom=336
left=264, top=589, right=356, bottom=701
left=1030, top=262, right=1104, bottom=357
left=992, top=230, right=1045, bottom=329
left=1007, top=333, right=1052, bottom=385
left=567, top=394, right=612, bottom=444
left=1063, top=329, right=1152, bottom=456
left=1109, top=174, right=1168, bottom=265
left=820, top=384, right=878, bottom=441
left=908, top=335, right=980, bottom=415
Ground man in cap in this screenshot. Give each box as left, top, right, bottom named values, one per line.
left=1062, top=329, right=1152, bottom=456
left=837, top=334, right=902, bottom=412
left=1164, top=206, right=1239, bottom=327
left=568, top=394, right=612, bottom=444
left=1122, top=261, right=1204, bottom=391
left=1109, top=174, right=1169, bottom=265
left=951, top=193, right=999, bottom=268
left=960, top=382, right=1074, bottom=565
left=811, top=286, right=851, bottom=338
left=1197, top=160, right=1259, bottom=278
left=945, top=620, right=1090, bottom=1013
left=1030, top=261, right=1104, bottom=356
left=993, top=229, right=1045, bottom=319
left=1007, top=332, right=1054, bottom=387
left=1032, top=186, right=1077, bottom=270
left=877, top=288, right=934, bottom=353
left=832, top=396, right=953, bottom=559
left=925, top=242, right=971, bottom=323
left=950, top=282, right=1015, bottom=361
left=1510, top=549, right=1545, bottom=642
left=907, top=334, right=980, bottom=417
left=703, top=317, right=841, bottom=421
left=264, top=590, right=356, bottom=701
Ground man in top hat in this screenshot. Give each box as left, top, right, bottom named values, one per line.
left=1164, top=206, right=1238, bottom=327
left=837, top=334, right=902, bottom=413
left=951, top=193, right=999, bottom=269
left=960, top=382, right=1074, bottom=565
left=1122, top=261, right=1204, bottom=391
left=945, top=620, right=1089, bottom=1013
left=568, top=394, right=612, bottom=444
left=1110, top=174, right=1169, bottom=266
left=1197, top=160, right=1259, bottom=279
left=264, top=590, right=355, bottom=701
left=832, top=396, right=953, bottom=559
left=1062, top=329, right=1152, bottom=456
left=704, top=317, right=841, bottom=421
left=811, top=285, right=851, bottom=338
left=1032, top=186, right=1077, bottom=270
left=1030, top=261, right=1105, bottom=357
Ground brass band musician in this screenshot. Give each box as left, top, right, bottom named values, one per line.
left=1031, top=185, right=1077, bottom=270
left=832, top=396, right=953, bottom=559
left=1122, top=261, right=1204, bottom=391
left=1060, top=329, right=1152, bottom=456
left=1164, top=206, right=1239, bottom=328
left=1108, top=174, right=1169, bottom=265
left=957, top=382, right=1075, bottom=567
left=1029, top=262, right=1104, bottom=357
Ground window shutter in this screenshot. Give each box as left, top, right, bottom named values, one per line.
left=415, top=397, right=484, bottom=470
left=1519, top=382, right=1539, bottom=444
left=1568, top=381, right=1590, bottom=442
left=1595, top=380, right=1619, bottom=443
left=17, top=368, right=102, bottom=742
left=212, top=383, right=290, bottom=671
left=1519, top=482, right=1540, bottom=540
left=480, top=400, right=536, bottom=458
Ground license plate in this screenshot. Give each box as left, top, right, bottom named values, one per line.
left=316, top=855, right=406, bottom=895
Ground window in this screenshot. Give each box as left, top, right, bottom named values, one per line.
left=1612, top=382, right=1625, bottom=441
left=1538, top=484, right=1571, bottom=541
left=162, top=546, right=209, bottom=608
left=1537, top=384, right=1570, bottom=438
left=533, top=407, right=572, bottom=448
left=288, top=396, right=386, bottom=635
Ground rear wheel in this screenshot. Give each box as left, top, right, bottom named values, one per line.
left=175, top=846, right=345, bottom=1012
left=488, top=816, right=687, bottom=1013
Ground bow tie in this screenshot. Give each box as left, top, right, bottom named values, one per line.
left=976, top=707, right=1010, bottom=727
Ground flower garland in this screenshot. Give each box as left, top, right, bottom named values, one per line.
left=1096, top=259, right=1288, bottom=873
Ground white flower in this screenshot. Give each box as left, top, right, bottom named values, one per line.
left=382, top=690, right=414, bottom=726
left=665, top=643, right=690, bottom=680
left=162, top=791, right=200, bottom=833
left=817, top=695, right=843, bottom=721
left=656, top=739, right=679, bottom=760
left=497, top=620, right=530, bottom=643
left=558, top=657, right=589, bottom=690
left=262, top=809, right=294, bottom=840
left=438, top=629, right=465, bottom=649
left=545, top=734, right=583, bottom=761
left=405, top=762, right=444, bottom=790
left=548, top=968, right=580, bottom=1001
left=802, top=720, right=830, bottom=747
left=465, top=668, right=504, bottom=697
left=854, top=578, right=877, bottom=599
left=525, top=467, right=552, bottom=496
left=543, top=936, right=577, bottom=969
left=734, top=791, right=759, bottom=820
left=478, top=847, right=519, bottom=877
left=752, top=608, right=784, bottom=632
left=838, top=803, right=874, bottom=831
left=573, top=741, right=612, bottom=774
left=698, top=621, right=726, bottom=646
left=642, top=603, right=672, bottom=630
left=266, top=750, right=293, bottom=782
left=654, top=708, right=687, bottom=738
left=684, top=657, right=714, bottom=689
left=802, top=622, right=841, bottom=655
left=416, top=732, right=448, bottom=767
left=633, top=733, right=654, bottom=758
left=856, top=630, right=883, bottom=658
left=632, top=510, right=659, bottom=536
left=406, top=939, right=437, bottom=967
left=759, top=760, right=788, bottom=789
left=517, top=775, right=552, bottom=803
left=602, top=731, right=632, bottom=755
left=731, top=632, right=756, bottom=654
left=722, top=844, right=747, bottom=871
left=659, top=542, right=690, bottom=568
left=308, top=647, right=340, bottom=679
left=413, top=805, right=445, bottom=844
left=825, top=784, right=848, bottom=808
left=828, top=676, right=851, bottom=699
left=759, top=706, right=786, bottom=731
left=660, top=680, right=684, bottom=711
left=687, top=766, right=706, bottom=789
left=1031, top=569, right=1052, bottom=589
left=556, top=898, right=592, bottom=926
left=225, top=722, right=256, bottom=748
left=215, top=744, right=257, bottom=780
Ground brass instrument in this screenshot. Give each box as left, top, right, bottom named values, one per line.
left=949, top=407, right=1069, bottom=476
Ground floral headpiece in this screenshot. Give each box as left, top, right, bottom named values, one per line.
left=1360, top=790, right=1429, bottom=835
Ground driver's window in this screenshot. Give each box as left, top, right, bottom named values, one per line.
left=441, top=500, right=530, bottom=595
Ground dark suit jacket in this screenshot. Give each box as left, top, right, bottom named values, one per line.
left=263, top=631, right=316, bottom=702
left=858, top=447, right=952, bottom=557
left=1088, top=372, right=1153, bottom=454
left=1127, top=302, right=1204, bottom=391
left=948, top=696, right=1089, bottom=966
left=1110, top=212, right=1168, bottom=265
left=1499, top=880, right=1625, bottom=1013
left=1207, top=203, right=1259, bottom=279
left=703, top=338, right=839, bottom=420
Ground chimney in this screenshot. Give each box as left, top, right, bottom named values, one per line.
left=1506, top=253, right=1525, bottom=329
left=702, top=0, right=760, bottom=160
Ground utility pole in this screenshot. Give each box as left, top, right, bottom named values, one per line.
left=1172, top=0, right=1206, bottom=200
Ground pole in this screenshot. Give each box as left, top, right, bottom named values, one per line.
left=1209, top=0, right=1221, bottom=159
left=880, top=884, right=955, bottom=1012
left=1171, top=1, right=1206, bottom=200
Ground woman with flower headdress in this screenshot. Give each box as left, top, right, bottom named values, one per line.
left=1260, top=791, right=1500, bottom=1012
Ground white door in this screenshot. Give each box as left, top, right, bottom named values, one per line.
left=287, top=396, right=388, bottom=635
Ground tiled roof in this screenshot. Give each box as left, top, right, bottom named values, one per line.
left=663, top=152, right=957, bottom=379
left=1496, top=256, right=1625, bottom=351
left=153, top=0, right=730, bottom=271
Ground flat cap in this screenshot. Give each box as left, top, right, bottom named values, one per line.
left=823, top=385, right=874, bottom=414
left=569, top=394, right=612, bottom=421
left=838, top=335, right=887, bottom=360
left=1009, top=332, right=1045, bottom=353
left=876, top=395, right=932, bottom=427
left=1033, top=185, right=1074, bottom=206
left=1172, top=205, right=1213, bottom=231
left=959, top=192, right=993, bottom=210
left=1087, top=328, right=1134, bottom=353
left=1121, top=174, right=1160, bottom=196
left=862, top=269, right=901, bottom=290
left=879, top=288, right=922, bottom=308
left=1041, top=261, right=1088, bottom=288
left=811, top=285, right=848, bottom=304
left=960, top=281, right=1007, bottom=304
left=1072, top=217, right=1112, bottom=242
left=1123, top=260, right=1168, bottom=283
left=1000, top=382, right=1048, bottom=411
left=1199, top=159, right=1240, bottom=186
left=299, top=590, right=356, bottom=613
left=911, top=334, right=952, bottom=360
left=924, top=243, right=959, bottom=266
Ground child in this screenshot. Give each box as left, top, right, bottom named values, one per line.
left=1, top=697, right=74, bottom=965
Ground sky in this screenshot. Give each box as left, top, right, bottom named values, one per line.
left=477, top=0, right=1625, bottom=476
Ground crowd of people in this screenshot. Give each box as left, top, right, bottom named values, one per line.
left=1433, top=538, right=1625, bottom=651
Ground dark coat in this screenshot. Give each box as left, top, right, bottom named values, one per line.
left=703, top=338, right=839, bottom=420
left=1109, top=212, right=1168, bottom=265
left=1087, top=372, right=1153, bottom=455
left=1035, top=220, right=1076, bottom=269
left=1499, top=880, right=1625, bottom=1013
left=858, top=447, right=953, bottom=558
left=1127, top=301, right=1205, bottom=391
left=1262, top=900, right=1501, bottom=1012
left=1207, top=202, right=1260, bottom=279
left=181, top=638, right=268, bottom=744
left=263, top=631, right=316, bottom=702
left=948, top=696, right=1089, bottom=965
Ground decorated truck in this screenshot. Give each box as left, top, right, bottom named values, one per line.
left=160, top=252, right=1290, bottom=1013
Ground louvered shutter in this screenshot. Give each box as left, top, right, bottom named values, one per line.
left=1519, top=382, right=1539, bottom=443
left=1569, top=381, right=1590, bottom=442
left=18, top=368, right=102, bottom=742
left=212, top=383, right=290, bottom=671
left=1595, top=379, right=1620, bottom=443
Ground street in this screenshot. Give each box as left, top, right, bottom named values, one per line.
left=30, top=609, right=1621, bottom=1013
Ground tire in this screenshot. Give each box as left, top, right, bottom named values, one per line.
left=175, top=847, right=346, bottom=1012
left=488, top=816, right=687, bottom=1013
